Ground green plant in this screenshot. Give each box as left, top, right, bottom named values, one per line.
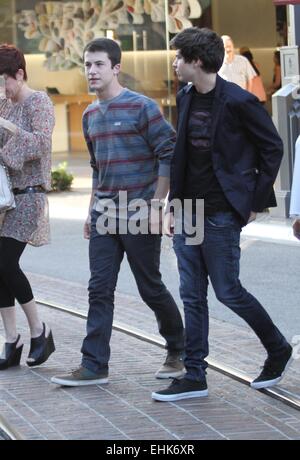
left=51, top=161, right=74, bottom=192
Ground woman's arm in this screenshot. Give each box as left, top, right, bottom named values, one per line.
left=293, top=219, right=300, bottom=240
left=0, top=93, right=55, bottom=170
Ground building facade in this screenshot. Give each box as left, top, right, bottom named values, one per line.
left=0, top=0, right=287, bottom=153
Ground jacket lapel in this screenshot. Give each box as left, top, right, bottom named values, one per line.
left=210, top=75, right=226, bottom=144
left=174, top=85, right=193, bottom=163
left=177, top=85, right=193, bottom=137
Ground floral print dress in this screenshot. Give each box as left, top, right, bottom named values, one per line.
left=0, top=91, right=55, bottom=246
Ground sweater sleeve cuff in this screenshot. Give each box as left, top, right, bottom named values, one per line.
left=158, top=163, right=170, bottom=178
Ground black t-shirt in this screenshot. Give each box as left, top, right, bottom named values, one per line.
left=183, top=87, right=233, bottom=215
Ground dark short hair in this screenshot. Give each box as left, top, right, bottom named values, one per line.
left=274, top=50, right=281, bottom=65
left=83, top=38, right=121, bottom=67
left=170, top=27, right=224, bottom=73
left=0, top=44, right=27, bottom=80
left=240, top=50, right=260, bottom=76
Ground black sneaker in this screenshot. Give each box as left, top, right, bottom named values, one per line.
left=251, top=345, right=293, bottom=390
left=152, top=377, right=208, bottom=402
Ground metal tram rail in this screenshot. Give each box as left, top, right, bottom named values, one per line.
left=0, top=415, right=23, bottom=441
left=1, top=298, right=299, bottom=440
left=36, top=299, right=300, bottom=412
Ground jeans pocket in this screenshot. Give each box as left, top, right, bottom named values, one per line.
left=206, top=212, right=238, bottom=228
left=173, top=233, right=184, bottom=252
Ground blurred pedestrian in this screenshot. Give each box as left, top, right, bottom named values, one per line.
left=290, top=136, right=300, bottom=240
left=219, top=35, right=256, bottom=91
left=239, top=46, right=267, bottom=103
left=0, top=44, right=55, bottom=370
left=268, top=50, right=281, bottom=97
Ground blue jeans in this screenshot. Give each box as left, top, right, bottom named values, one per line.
left=173, top=211, right=289, bottom=382
left=81, top=211, right=184, bottom=373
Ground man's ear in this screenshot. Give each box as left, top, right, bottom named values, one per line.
left=195, top=59, right=203, bottom=68
left=113, top=63, right=121, bottom=75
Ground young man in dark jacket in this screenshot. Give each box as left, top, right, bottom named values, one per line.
left=152, top=27, right=292, bottom=402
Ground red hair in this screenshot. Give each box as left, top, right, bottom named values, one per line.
left=0, top=44, right=27, bottom=80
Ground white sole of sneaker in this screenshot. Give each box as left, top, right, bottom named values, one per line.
left=51, top=377, right=108, bottom=386
left=151, top=389, right=208, bottom=402
left=250, top=355, right=294, bottom=390
left=250, top=375, right=282, bottom=390
left=155, top=370, right=185, bottom=379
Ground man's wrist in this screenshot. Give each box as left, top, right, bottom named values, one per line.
left=151, top=198, right=165, bottom=208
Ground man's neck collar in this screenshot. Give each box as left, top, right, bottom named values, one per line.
left=96, top=84, right=124, bottom=102
left=193, top=73, right=217, bottom=94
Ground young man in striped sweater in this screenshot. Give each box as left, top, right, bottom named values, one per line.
left=51, top=38, right=185, bottom=386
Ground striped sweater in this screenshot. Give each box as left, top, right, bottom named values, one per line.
left=82, top=88, right=176, bottom=205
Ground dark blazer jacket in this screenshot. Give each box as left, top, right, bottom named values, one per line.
left=169, top=75, right=284, bottom=225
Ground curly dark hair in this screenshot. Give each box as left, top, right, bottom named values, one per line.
left=170, top=27, right=224, bottom=74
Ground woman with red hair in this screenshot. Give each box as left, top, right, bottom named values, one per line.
left=0, top=44, right=56, bottom=370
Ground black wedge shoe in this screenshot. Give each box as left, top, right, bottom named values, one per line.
left=0, top=335, right=23, bottom=370
left=26, top=323, right=55, bottom=367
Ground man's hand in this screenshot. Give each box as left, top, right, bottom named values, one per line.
left=163, top=212, right=175, bottom=237
left=293, top=218, right=300, bottom=240
left=83, top=215, right=91, bottom=239
left=247, top=211, right=257, bottom=224
left=149, top=200, right=164, bottom=234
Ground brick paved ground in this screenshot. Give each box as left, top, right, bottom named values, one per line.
left=0, top=274, right=300, bottom=440
left=27, top=272, right=300, bottom=399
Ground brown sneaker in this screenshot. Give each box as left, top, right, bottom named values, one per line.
left=51, top=366, right=108, bottom=387
left=155, top=352, right=185, bottom=379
